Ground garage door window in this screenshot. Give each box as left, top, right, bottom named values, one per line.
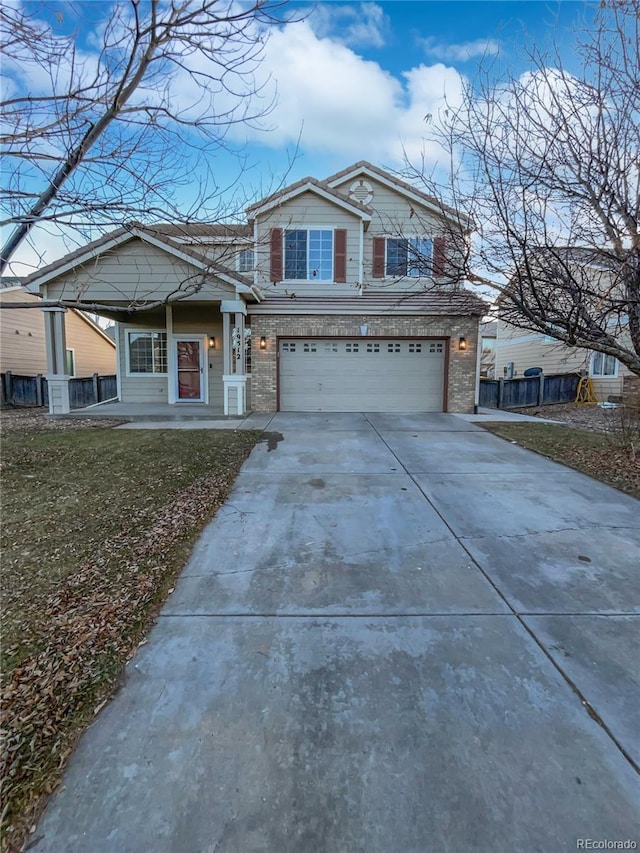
left=284, top=229, right=333, bottom=280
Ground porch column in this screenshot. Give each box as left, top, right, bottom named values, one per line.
left=221, top=299, right=247, bottom=416
left=42, top=307, right=70, bottom=414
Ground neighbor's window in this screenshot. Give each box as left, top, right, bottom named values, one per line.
left=127, top=331, right=167, bottom=374
left=237, top=247, right=253, bottom=273
left=590, top=351, right=617, bottom=377
left=284, top=229, right=333, bottom=280
left=386, top=237, right=432, bottom=277
left=65, top=349, right=75, bottom=376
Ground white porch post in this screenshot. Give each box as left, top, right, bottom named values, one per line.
left=221, top=299, right=247, bottom=416
left=42, top=307, right=70, bottom=414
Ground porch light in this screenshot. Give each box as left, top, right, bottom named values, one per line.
left=260, top=336, right=267, bottom=350
left=458, top=336, right=467, bottom=351
left=360, top=324, right=368, bottom=336
left=208, top=336, right=216, bottom=349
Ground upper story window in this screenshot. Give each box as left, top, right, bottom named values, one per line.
left=373, top=236, right=437, bottom=279
left=386, top=237, right=432, bottom=277
left=590, top=351, right=617, bottom=377
left=127, top=330, right=167, bottom=375
left=284, top=229, right=333, bottom=280
left=237, top=247, right=253, bottom=273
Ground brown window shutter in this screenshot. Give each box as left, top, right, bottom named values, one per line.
left=334, top=229, right=347, bottom=282
left=270, top=228, right=283, bottom=281
left=372, top=237, right=386, bottom=278
left=433, top=236, right=446, bottom=277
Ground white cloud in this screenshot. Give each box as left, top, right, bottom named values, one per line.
left=236, top=21, right=464, bottom=166
left=420, top=37, right=500, bottom=63
left=309, top=3, right=388, bottom=49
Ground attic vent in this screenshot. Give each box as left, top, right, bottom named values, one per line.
left=349, top=180, right=373, bottom=205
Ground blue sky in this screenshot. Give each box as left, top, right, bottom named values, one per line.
left=3, top=0, right=594, bottom=274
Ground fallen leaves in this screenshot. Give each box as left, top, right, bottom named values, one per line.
left=0, top=423, right=260, bottom=852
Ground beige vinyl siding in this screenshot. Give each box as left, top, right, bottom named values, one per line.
left=255, top=193, right=360, bottom=295
left=118, top=312, right=169, bottom=403
left=117, top=304, right=244, bottom=408
left=0, top=289, right=115, bottom=376
left=496, top=318, right=629, bottom=399
left=43, top=238, right=235, bottom=304
left=188, top=242, right=253, bottom=272
left=331, top=177, right=458, bottom=293
left=67, top=311, right=116, bottom=375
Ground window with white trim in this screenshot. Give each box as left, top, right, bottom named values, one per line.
left=65, top=349, right=75, bottom=377
left=127, top=331, right=167, bottom=374
left=284, top=229, right=333, bottom=280
left=237, top=247, right=253, bottom=273
left=590, top=351, right=618, bottom=377
left=386, top=237, right=432, bottom=277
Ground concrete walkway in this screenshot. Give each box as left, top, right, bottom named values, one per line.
left=32, top=414, right=640, bottom=852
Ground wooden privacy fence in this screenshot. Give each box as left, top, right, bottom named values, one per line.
left=479, top=373, right=580, bottom=410
left=1, top=373, right=117, bottom=409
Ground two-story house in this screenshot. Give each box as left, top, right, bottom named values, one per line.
left=23, top=162, right=487, bottom=415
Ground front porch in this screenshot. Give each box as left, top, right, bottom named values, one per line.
left=63, top=401, right=227, bottom=421
left=43, top=299, right=253, bottom=418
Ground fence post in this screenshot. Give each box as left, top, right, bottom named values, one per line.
left=35, top=374, right=44, bottom=407
left=497, top=377, right=504, bottom=410
left=4, top=371, right=13, bottom=405
left=92, top=373, right=100, bottom=404
left=538, top=372, right=545, bottom=406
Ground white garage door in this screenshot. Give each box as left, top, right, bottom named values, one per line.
left=279, top=339, right=446, bottom=412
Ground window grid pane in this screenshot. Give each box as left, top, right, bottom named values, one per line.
left=285, top=229, right=333, bottom=280
left=238, top=248, right=253, bottom=272
left=128, top=332, right=167, bottom=374
left=284, top=230, right=307, bottom=279
left=386, top=239, right=408, bottom=276
left=408, top=238, right=432, bottom=277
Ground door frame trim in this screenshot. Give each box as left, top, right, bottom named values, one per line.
left=172, top=335, right=208, bottom=404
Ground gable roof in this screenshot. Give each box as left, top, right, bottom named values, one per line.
left=325, top=161, right=465, bottom=227
left=245, top=176, right=373, bottom=222
left=22, top=225, right=254, bottom=294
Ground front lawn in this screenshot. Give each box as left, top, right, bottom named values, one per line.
left=481, top=422, right=640, bottom=499
left=0, top=424, right=260, bottom=852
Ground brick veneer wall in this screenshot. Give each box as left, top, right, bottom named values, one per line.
left=249, top=314, right=479, bottom=413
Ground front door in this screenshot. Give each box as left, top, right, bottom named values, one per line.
left=175, top=338, right=205, bottom=402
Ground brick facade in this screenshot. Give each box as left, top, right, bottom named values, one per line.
left=249, top=314, right=479, bottom=413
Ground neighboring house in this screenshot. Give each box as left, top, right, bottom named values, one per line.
left=495, top=249, right=633, bottom=401
left=479, top=321, right=497, bottom=378
left=0, top=286, right=116, bottom=378
left=496, top=319, right=631, bottom=401
left=23, top=161, right=487, bottom=415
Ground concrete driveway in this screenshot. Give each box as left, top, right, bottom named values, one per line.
left=33, top=413, right=640, bottom=852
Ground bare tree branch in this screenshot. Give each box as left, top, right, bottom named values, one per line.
left=1, top=0, right=295, bottom=274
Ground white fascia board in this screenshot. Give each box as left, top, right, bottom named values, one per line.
left=249, top=183, right=372, bottom=222
left=327, top=166, right=459, bottom=225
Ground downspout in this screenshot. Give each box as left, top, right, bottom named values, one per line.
left=359, top=220, right=364, bottom=296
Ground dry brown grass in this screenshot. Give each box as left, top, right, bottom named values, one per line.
left=0, top=422, right=260, bottom=852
